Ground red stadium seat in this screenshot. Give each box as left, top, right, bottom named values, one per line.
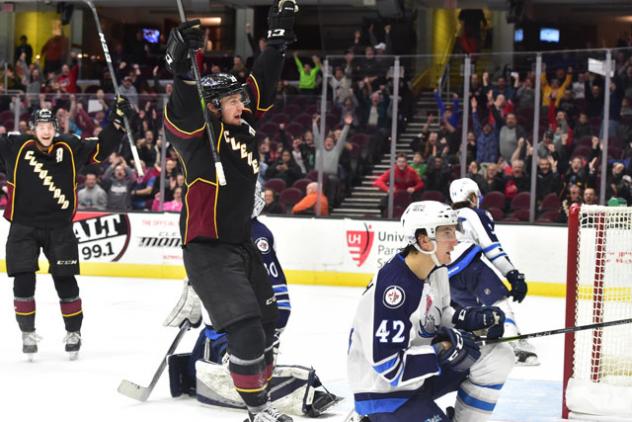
left=292, top=178, right=312, bottom=194
left=279, top=187, right=303, bottom=210
left=264, top=178, right=287, bottom=194
left=510, top=191, right=531, bottom=211
left=540, top=193, right=561, bottom=212
left=482, top=191, right=506, bottom=210
left=486, top=206, right=505, bottom=221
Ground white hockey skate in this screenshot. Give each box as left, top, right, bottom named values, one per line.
left=63, top=331, right=82, bottom=361
left=22, top=331, right=42, bottom=362
left=245, top=405, right=293, bottom=422
left=512, top=339, right=540, bottom=366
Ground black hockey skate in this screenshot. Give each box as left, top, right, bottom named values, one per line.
left=22, top=331, right=41, bottom=361
left=244, top=406, right=293, bottom=422
left=64, top=331, right=81, bottom=361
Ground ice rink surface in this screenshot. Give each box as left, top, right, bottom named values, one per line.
left=0, top=275, right=569, bottom=421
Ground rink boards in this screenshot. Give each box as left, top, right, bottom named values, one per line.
left=0, top=211, right=568, bottom=297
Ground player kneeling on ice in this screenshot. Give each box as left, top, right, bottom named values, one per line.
left=447, top=178, right=538, bottom=366
left=163, top=185, right=341, bottom=419
left=347, top=201, right=514, bottom=422
left=0, top=98, right=134, bottom=361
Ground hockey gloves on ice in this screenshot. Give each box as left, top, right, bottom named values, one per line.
left=452, top=306, right=505, bottom=339
left=112, top=96, right=135, bottom=131
left=267, top=0, right=299, bottom=47
left=165, top=20, right=203, bottom=76
left=432, top=327, right=481, bottom=373
left=506, top=270, right=527, bottom=303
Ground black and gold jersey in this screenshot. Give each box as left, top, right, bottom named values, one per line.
left=0, top=124, right=124, bottom=228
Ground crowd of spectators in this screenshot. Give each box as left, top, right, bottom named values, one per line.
left=0, top=22, right=413, bottom=216
left=2, top=25, right=631, bottom=222
left=397, top=52, right=632, bottom=222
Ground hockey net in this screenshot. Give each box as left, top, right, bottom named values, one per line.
left=563, top=204, right=632, bottom=420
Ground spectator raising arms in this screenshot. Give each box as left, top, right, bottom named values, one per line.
left=293, top=52, right=321, bottom=95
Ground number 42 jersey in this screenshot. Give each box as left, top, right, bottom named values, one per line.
left=347, top=253, right=455, bottom=416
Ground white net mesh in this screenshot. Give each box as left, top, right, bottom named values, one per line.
left=567, top=205, right=632, bottom=418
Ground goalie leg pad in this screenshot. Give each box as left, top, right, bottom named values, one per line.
left=196, top=361, right=342, bottom=417
left=168, top=353, right=197, bottom=398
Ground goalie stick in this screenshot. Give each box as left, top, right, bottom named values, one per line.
left=117, top=320, right=190, bottom=401
left=476, top=317, right=632, bottom=346
left=174, top=0, right=226, bottom=186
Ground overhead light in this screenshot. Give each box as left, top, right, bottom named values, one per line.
left=191, top=17, right=222, bottom=26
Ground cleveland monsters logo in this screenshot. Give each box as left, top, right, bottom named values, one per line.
left=346, top=223, right=374, bottom=267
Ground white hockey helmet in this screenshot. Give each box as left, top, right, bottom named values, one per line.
left=450, top=178, right=481, bottom=207
left=252, top=180, right=265, bottom=218
left=401, top=200, right=458, bottom=244
left=401, top=201, right=458, bottom=265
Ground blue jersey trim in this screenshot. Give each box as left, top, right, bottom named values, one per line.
left=355, top=397, right=408, bottom=415
left=204, top=327, right=226, bottom=341
left=373, top=355, right=399, bottom=374
left=447, top=245, right=482, bottom=277
left=273, top=285, right=288, bottom=293
left=490, top=252, right=507, bottom=262
left=470, top=381, right=504, bottom=390
left=457, top=388, right=496, bottom=412
left=482, top=242, right=500, bottom=253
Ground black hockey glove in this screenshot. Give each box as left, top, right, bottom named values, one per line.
left=165, top=20, right=203, bottom=76
left=267, top=0, right=299, bottom=47
left=506, top=270, right=527, bottom=303
left=432, top=327, right=481, bottom=373
left=452, top=306, right=505, bottom=339
left=111, top=96, right=135, bottom=131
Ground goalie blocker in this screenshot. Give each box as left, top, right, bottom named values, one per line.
left=167, top=328, right=341, bottom=417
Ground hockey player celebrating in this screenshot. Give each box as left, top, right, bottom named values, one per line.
left=448, top=178, right=538, bottom=365
left=347, top=201, right=514, bottom=421
left=0, top=97, right=134, bottom=360
left=162, top=1, right=298, bottom=421
left=164, top=186, right=340, bottom=417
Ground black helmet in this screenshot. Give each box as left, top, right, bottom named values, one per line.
left=30, top=108, right=57, bottom=130
left=200, top=73, right=250, bottom=109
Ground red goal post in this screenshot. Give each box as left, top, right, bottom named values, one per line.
left=563, top=204, right=632, bottom=420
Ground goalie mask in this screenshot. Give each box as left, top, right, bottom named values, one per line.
left=200, top=73, right=250, bottom=110
left=450, top=178, right=482, bottom=208
left=401, top=200, right=459, bottom=266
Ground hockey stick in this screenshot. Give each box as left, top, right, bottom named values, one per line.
left=174, top=0, right=227, bottom=186
left=82, top=0, right=144, bottom=177
left=117, top=320, right=190, bottom=401
left=476, top=317, right=632, bottom=346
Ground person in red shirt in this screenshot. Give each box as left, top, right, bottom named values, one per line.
left=373, top=152, right=425, bottom=194
left=57, top=63, right=78, bottom=94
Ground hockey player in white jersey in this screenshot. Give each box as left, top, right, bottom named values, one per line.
left=448, top=178, right=538, bottom=365
left=347, top=201, right=514, bottom=421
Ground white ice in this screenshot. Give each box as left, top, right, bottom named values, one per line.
left=0, top=275, right=568, bottom=421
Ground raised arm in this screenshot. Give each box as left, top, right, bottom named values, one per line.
left=246, top=0, right=299, bottom=120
